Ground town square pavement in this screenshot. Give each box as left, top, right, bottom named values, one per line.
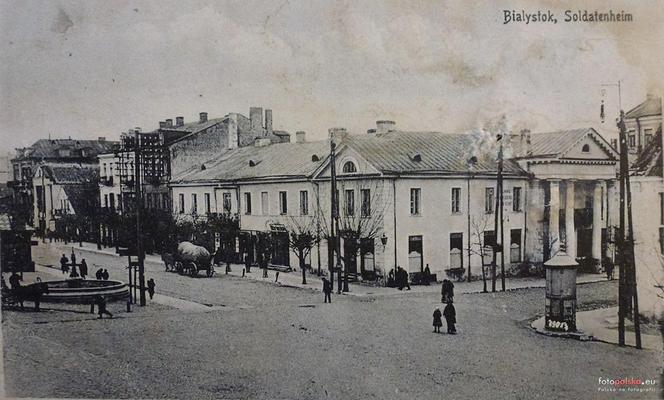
left=1, top=242, right=661, bottom=399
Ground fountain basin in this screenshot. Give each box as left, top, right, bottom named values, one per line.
left=37, top=278, right=129, bottom=304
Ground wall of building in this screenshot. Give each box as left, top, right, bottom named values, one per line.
left=169, top=123, right=231, bottom=178
left=630, top=177, right=664, bottom=318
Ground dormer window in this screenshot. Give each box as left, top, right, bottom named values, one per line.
left=581, top=144, right=590, bottom=153
left=410, top=152, right=422, bottom=162
left=311, top=155, right=320, bottom=162
left=342, top=161, right=357, bottom=173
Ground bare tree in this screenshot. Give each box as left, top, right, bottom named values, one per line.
left=283, top=215, right=320, bottom=284
left=469, top=214, right=493, bottom=292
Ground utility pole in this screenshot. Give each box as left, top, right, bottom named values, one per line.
left=617, top=111, right=642, bottom=348
left=328, top=140, right=336, bottom=292
left=134, top=131, right=146, bottom=306
left=491, top=135, right=504, bottom=292
left=498, top=140, right=506, bottom=291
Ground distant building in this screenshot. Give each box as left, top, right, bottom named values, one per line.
left=32, top=164, right=98, bottom=240
left=0, top=212, right=34, bottom=273
left=624, top=94, right=662, bottom=162
left=8, top=137, right=116, bottom=225
left=170, top=122, right=619, bottom=282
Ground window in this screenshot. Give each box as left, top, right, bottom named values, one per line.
left=451, top=187, right=461, bottom=214
left=191, top=194, right=197, bottom=214
left=660, top=227, right=664, bottom=255
left=244, top=193, right=252, bottom=215
left=628, top=131, right=636, bottom=147
left=645, top=129, right=653, bottom=145
left=581, top=144, right=590, bottom=153
left=611, top=139, right=618, bottom=149
left=513, top=187, right=522, bottom=212
left=299, top=190, right=308, bottom=215
left=178, top=194, right=185, bottom=214
left=342, top=161, right=357, bottom=173
left=279, top=191, right=288, bottom=215
left=109, top=193, right=115, bottom=210
left=485, top=187, right=495, bottom=214
left=510, top=229, right=522, bottom=263
left=102, top=163, right=107, bottom=177
left=261, top=191, right=269, bottom=215
left=162, top=193, right=169, bottom=210
left=223, top=193, right=232, bottom=213
left=450, top=233, right=463, bottom=269
left=345, top=189, right=355, bottom=216
left=410, top=188, right=421, bottom=215
left=205, top=193, right=211, bottom=214
left=104, top=194, right=109, bottom=208
left=361, top=189, right=371, bottom=217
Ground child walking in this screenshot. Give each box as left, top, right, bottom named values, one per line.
left=432, top=308, right=443, bottom=333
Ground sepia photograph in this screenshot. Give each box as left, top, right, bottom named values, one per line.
left=0, top=1, right=662, bottom=399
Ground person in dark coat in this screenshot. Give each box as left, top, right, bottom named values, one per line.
left=8, top=272, right=22, bottom=290
left=60, top=254, right=69, bottom=274
left=96, top=295, right=113, bottom=319
left=147, top=278, right=155, bottom=300
left=244, top=253, right=252, bottom=274
left=262, top=255, right=269, bottom=278
left=322, top=278, right=332, bottom=303
left=423, top=264, right=431, bottom=285
left=95, top=268, right=103, bottom=280
left=433, top=308, right=443, bottom=333
left=401, top=267, right=411, bottom=290
left=101, top=269, right=109, bottom=280
left=443, top=300, right=457, bottom=334
left=79, top=259, right=88, bottom=279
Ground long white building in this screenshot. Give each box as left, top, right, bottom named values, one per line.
left=170, top=122, right=619, bottom=283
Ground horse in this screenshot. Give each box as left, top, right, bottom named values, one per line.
left=13, top=279, right=50, bottom=311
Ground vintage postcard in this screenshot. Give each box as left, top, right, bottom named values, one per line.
left=0, top=1, right=662, bottom=399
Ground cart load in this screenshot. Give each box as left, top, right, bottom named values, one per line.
left=162, top=242, right=214, bottom=277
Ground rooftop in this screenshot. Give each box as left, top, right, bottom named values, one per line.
left=14, top=138, right=117, bottom=161
left=625, top=95, right=662, bottom=119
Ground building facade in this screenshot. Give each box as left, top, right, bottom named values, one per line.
left=170, top=122, right=619, bottom=283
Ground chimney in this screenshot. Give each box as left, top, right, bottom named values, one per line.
left=519, top=129, right=531, bottom=156
left=199, top=112, right=208, bottom=123
left=265, top=109, right=273, bottom=135
left=176, top=116, right=184, bottom=127
left=376, top=120, right=396, bottom=135
left=295, top=131, right=306, bottom=143
left=159, top=121, right=166, bottom=129
left=227, top=113, right=238, bottom=150
left=98, top=136, right=106, bottom=141
left=134, top=127, right=142, bottom=133
left=328, top=127, right=348, bottom=141
left=165, top=119, right=173, bottom=128
left=250, top=107, right=263, bottom=133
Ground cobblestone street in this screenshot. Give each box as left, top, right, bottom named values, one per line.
left=1, top=243, right=660, bottom=399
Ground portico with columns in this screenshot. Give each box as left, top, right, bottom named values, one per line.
left=515, top=128, right=619, bottom=263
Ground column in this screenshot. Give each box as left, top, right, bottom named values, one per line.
left=565, top=180, right=576, bottom=257
left=549, top=180, right=560, bottom=257
left=592, top=181, right=602, bottom=260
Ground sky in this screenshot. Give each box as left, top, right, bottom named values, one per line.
left=1, top=0, right=662, bottom=152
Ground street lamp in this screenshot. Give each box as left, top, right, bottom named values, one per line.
left=380, top=233, right=388, bottom=246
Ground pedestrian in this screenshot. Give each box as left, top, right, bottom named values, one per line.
left=101, top=269, right=109, bottom=280
left=323, top=277, right=332, bottom=303
left=604, top=257, right=614, bottom=281
left=262, top=255, right=269, bottom=278
left=60, top=254, right=69, bottom=274
left=275, top=271, right=280, bottom=283
left=69, top=265, right=79, bottom=278
left=423, top=264, right=431, bottom=285
left=147, top=278, right=155, bottom=300
left=402, top=267, right=411, bottom=290
left=244, top=253, right=252, bottom=274
left=95, top=268, right=103, bottom=280
left=396, top=266, right=404, bottom=290
left=443, top=300, right=457, bottom=334
left=95, top=295, right=113, bottom=319
left=433, top=308, right=443, bottom=333
left=8, top=271, right=22, bottom=290
left=79, top=259, right=88, bottom=279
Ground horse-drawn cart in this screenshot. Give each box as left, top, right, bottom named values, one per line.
left=162, top=242, right=214, bottom=277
